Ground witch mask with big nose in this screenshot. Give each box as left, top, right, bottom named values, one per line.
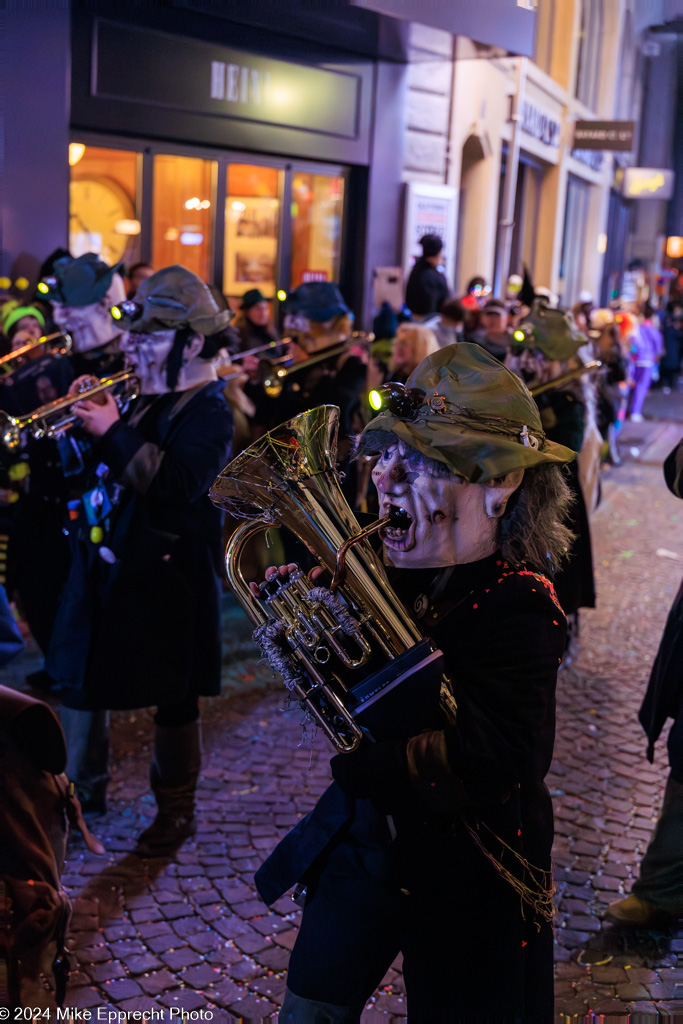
left=372, top=439, right=523, bottom=569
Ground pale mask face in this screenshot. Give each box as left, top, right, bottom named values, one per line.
left=120, top=330, right=214, bottom=395
left=372, top=439, right=523, bottom=568
left=52, top=275, right=127, bottom=354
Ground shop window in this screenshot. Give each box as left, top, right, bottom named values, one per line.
left=560, top=175, right=590, bottom=305
left=290, top=173, right=344, bottom=289
left=575, top=0, right=604, bottom=109
left=152, top=155, right=214, bottom=282
left=69, top=145, right=140, bottom=268
left=510, top=159, right=543, bottom=278
left=224, top=164, right=281, bottom=304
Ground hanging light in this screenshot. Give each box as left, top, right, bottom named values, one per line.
left=69, top=143, right=86, bottom=166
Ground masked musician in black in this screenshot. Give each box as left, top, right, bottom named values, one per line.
left=47, top=266, right=233, bottom=853
left=251, top=345, right=576, bottom=1021
left=4, top=255, right=126, bottom=673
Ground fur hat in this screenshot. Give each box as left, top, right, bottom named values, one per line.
left=363, top=343, right=576, bottom=483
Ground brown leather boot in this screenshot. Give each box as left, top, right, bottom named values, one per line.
left=135, top=720, right=200, bottom=858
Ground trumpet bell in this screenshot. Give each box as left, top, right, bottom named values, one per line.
left=0, top=332, right=72, bottom=379
left=0, top=370, right=140, bottom=450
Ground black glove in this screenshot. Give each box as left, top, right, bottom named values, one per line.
left=330, top=739, right=409, bottom=812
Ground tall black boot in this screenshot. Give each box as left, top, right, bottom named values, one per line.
left=135, top=719, right=201, bottom=857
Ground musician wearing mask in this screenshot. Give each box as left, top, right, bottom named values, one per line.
left=505, top=303, right=596, bottom=647
left=4, top=256, right=126, bottom=678
left=276, top=283, right=369, bottom=496
left=47, top=266, right=233, bottom=853
left=246, top=344, right=576, bottom=1021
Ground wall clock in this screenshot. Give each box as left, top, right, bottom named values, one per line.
left=69, top=177, right=137, bottom=267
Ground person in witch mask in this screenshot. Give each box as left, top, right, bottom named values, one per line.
left=251, top=343, right=576, bottom=1021
left=505, top=302, right=597, bottom=651
left=6, top=255, right=127, bottom=688
left=46, top=266, right=233, bottom=854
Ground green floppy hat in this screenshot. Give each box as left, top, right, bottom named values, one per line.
left=363, top=342, right=576, bottom=483
left=117, top=265, right=231, bottom=336
left=516, top=299, right=588, bottom=361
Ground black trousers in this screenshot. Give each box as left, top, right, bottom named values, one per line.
left=286, top=822, right=554, bottom=1022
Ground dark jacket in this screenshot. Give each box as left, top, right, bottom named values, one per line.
left=256, top=552, right=564, bottom=904
left=47, top=380, right=233, bottom=710
left=640, top=440, right=683, bottom=769
left=405, top=258, right=449, bottom=317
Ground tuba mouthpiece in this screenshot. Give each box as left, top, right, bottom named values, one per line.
left=388, top=507, right=412, bottom=529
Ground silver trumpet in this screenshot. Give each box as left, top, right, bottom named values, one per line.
left=209, top=405, right=453, bottom=753
left=0, top=369, right=140, bottom=450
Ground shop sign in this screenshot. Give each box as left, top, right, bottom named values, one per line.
left=93, top=20, right=361, bottom=139
left=301, top=271, right=328, bottom=283
left=622, top=168, right=675, bottom=200
left=521, top=101, right=560, bottom=148
left=402, top=183, right=457, bottom=289
left=574, top=121, right=634, bottom=152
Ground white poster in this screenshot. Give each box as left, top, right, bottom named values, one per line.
left=403, top=183, right=457, bottom=291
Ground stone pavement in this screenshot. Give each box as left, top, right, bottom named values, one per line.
left=3, top=406, right=683, bottom=1021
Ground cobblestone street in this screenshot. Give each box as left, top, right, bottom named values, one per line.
left=3, top=403, right=683, bottom=1021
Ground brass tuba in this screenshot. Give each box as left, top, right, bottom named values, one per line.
left=0, top=370, right=140, bottom=450
left=209, top=405, right=452, bottom=752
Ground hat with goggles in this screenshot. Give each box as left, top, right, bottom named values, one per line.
left=111, top=265, right=231, bottom=337
left=364, top=342, right=576, bottom=483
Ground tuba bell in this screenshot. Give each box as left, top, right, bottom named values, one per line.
left=209, top=405, right=454, bottom=753
left=0, top=369, right=140, bottom=450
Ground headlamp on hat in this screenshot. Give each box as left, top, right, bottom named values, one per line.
left=37, top=278, right=55, bottom=296
left=511, top=324, right=536, bottom=354
left=111, top=299, right=143, bottom=323
left=368, top=383, right=425, bottom=420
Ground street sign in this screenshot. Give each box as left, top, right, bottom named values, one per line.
left=573, top=121, right=635, bottom=152
left=622, top=168, right=675, bottom=200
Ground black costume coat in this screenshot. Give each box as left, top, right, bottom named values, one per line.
left=47, top=381, right=233, bottom=711
left=640, top=440, right=683, bottom=775
left=255, top=553, right=565, bottom=1016
left=405, top=258, right=449, bottom=317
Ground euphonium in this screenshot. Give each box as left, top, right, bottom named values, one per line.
left=0, top=331, right=72, bottom=378
left=0, top=370, right=140, bottom=450
left=209, top=405, right=453, bottom=753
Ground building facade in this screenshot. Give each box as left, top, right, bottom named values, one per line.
left=3, top=0, right=679, bottom=323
